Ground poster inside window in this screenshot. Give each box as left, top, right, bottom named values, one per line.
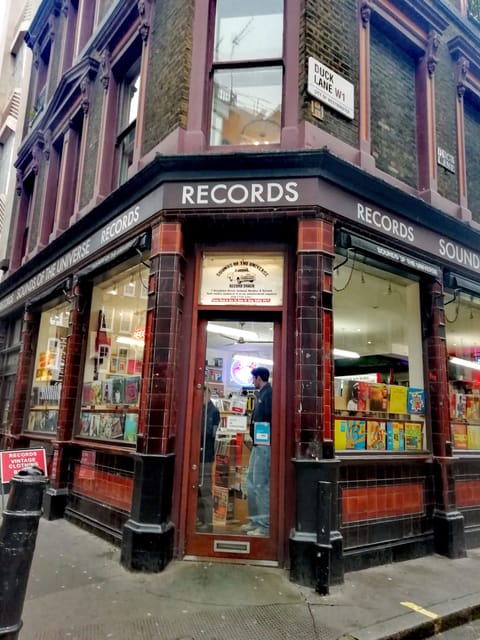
left=27, top=301, right=70, bottom=434
left=78, top=264, right=149, bottom=443
left=333, top=255, right=425, bottom=451
left=445, top=291, right=480, bottom=450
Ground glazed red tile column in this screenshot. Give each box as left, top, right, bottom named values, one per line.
left=7, top=309, right=37, bottom=449
left=43, top=280, right=92, bottom=519
left=295, top=218, right=334, bottom=457
left=420, top=278, right=466, bottom=558
left=139, top=220, right=184, bottom=456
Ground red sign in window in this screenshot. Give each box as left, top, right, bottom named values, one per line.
left=0, top=448, right=47, bottom=483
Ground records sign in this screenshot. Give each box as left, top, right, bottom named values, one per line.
left=200, top=253, right=284, bottom=306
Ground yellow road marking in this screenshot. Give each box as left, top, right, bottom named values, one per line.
left=400, top=601, right=439, bottom=619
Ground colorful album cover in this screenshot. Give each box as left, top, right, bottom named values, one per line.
left=101, top=379, right=113, bottom=404
left=347, top=420, right=366, bottom=449
left=124, top=413, right=139, bottom=442
left=386, top=421, right=405, bottom=451
left=404, top=422, right=423, bottom=450
left=124, top=377, right=140, bottom=404
left=467, top=424, right=480, bottom=450
left=455, top=393, right=467, bottom=420
left=369, top=383, right=389, bottom=412
left=91, top=380, right=103, bottom=405
left=466, top=395, right=480, bottom=422
left=366, top=420, right=386, bottom=450
left=452, top=423, right=468, bottom=449
left=407, top=388, right=425, bottom=414
left=345, top=381, right=368, bottom=413
left=111, top=377, right=125, bottom=404
left=82, top=383, right=94, bottom=404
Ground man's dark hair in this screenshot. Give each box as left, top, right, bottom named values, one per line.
left=251, top=367, right=270, bottom=382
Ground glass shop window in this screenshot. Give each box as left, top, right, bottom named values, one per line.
left=333, top=255, right=425, bottom=452
left=27, top=301, right=71, bottom=434
left=445, top=291, right=480, bottom=451
left=209, top=0, right=284, bottom=146
left=78, top=263, right=149, bottom=443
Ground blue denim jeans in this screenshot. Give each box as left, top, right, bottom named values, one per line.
left=246, top=445, right=271, bottom=530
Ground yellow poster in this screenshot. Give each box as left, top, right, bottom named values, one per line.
left=388, top=385, right=408, bottom=414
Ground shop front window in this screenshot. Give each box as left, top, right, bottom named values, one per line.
left=209, top=0, right=284, bottom=146
left=78, top=264, right=149, bottom=443
left=27, top=302, right=70, bottom=434
left=0, top=316, right=22, bottom=435
left=333, top=256, right=425, bottom=452
left=445, top=291, right=480, bottom=450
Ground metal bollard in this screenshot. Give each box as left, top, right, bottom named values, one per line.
left=0, top=466, right=48, bottom=639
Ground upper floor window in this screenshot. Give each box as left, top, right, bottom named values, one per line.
left=209, top=0, right=284, bottom=146
left=116, top=59, right=140, bottom=185
left=468, top=0, right=480, bottom=22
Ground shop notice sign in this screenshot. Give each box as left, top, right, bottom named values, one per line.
left=200, top=253, right=283, bottom=306
left=307, top=56, right=354, bottom=120
left=0, top=448, right=47, bottom=483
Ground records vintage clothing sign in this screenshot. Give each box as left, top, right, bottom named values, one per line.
left=200, top=253, right=284, bottom=306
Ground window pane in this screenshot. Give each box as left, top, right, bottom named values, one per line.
left=214, top=0, right=283, bottom=61
left=333, top=258, right=424, bottom=452
left=210, top=67, right=282, bottom=146
left=27, top=301, right=70, bottom=434
left=445, top=292, right=480, bottom=450
left=77, top=264, right=149, bottom=443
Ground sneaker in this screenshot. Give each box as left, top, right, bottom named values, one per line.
left=240, top=522, right=257, bottom=533
left=247, top=527, right=269, bottom=537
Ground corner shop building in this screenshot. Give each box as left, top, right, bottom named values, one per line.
left=2, top=149, right=480, bottom=587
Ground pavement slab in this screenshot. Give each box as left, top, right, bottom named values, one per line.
left=7, top=519, right=480, bottom=640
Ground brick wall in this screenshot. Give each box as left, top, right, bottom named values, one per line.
left=300, top=0, right=358, bottom=147
left=464, top=95, right=480, bottom=223
left=142, top=0, right=194, bottom=154
left=435, top=27, right=459, bottom=204
left=370, top=24, right=417, bottom=188
left=80, top=84, right=103, bottom=210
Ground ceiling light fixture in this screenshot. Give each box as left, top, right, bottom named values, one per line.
left=333, top=348, right=361, bottom=359
left=207, top=323, right=258, bottom=341
left=449, top=356, right=480, bottom=371
left=233, top=354, right=274, bottom=366
left=108, top=284, right=117, bottom=295
left=116, top=336, right=145, bottom=348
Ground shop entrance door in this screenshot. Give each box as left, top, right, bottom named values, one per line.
left=185, top=317, right=279, bottom=561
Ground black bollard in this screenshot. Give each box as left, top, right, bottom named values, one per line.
left=0, top=466, right=48, bottom=640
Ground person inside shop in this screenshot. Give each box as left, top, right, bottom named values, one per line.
left=347, top=381, right=359, bottom=414
left=197, top=388, right=220, bottom=532
left=242, top=367, right=272, bottom=537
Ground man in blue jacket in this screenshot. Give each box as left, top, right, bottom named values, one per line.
left=242, top=367, right=272, bottom=537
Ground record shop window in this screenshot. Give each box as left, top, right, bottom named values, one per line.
left=27, top=301, right=71, bottom=434
left=209, top=0, right=284, bottom=146
left=78, top=264, right=149, bottom=443
left=445, top=290, right=480, bottom=451
left=333, top=255, right=425, bottom=452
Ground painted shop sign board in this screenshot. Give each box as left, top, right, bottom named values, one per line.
left=0, top=448, right=47, bottom=483
left=200, top=253, right=284, bottom=306
left=2, top=177, right=480, bottom=314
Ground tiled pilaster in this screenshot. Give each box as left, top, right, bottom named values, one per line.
left=295, top=219, right=334, bottom=457
left=139, top=221, right=184, bottom=455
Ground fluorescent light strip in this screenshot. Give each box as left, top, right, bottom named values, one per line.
left=450, top=356, right=480, bottom=371
left=116, top=336, right=145, bottom=348
left=333, top=348, right=360, bottom=359
left=233, top=354, right=274, bottom=366
left=207, top=323, right=258, bottom=341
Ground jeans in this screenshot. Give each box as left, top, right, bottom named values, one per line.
left=246, top=445, right=270, bottom=530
